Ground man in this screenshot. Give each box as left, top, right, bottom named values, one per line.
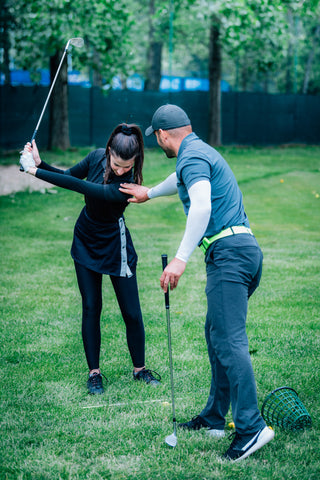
left=119, top=104, right=274, bottom=461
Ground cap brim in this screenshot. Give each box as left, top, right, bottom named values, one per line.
left=145, top=125, right=154, bottom=136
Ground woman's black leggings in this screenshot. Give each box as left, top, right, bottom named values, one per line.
left=74, top=262, right=145, bottom=371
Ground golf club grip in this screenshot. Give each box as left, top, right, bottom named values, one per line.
left=161, top=254, right=169, bottom=308
left=30, top=129, right=37, bottom=143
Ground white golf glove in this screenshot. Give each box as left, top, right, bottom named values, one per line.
left=19, top=150, right=35, bottom=172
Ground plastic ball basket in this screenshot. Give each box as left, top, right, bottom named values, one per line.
left=261, top=386, right=312, bottom=431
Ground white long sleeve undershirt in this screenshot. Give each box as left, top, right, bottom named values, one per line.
left=147, top=172, right=178, bottom=198
left=175, top=180, right=211, bottom=262
left=147, top=174, right=211, bottom=263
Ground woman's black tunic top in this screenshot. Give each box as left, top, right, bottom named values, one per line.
left=35, top=149, right=137, bottom=277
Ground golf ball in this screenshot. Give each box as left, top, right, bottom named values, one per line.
left=162, top=401, right=170, bottom=406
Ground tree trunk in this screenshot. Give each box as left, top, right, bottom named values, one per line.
left=144, top=42, right=162, bottom=90
left=285, top=11, right=294, bottom=93
left=1, top=2, right=12, bottom=85
left=2, top=26, right=11, bottom=85
left=240, top=62, right=249, bottom=91
left=92, top=48, right=103, bottom=87
left=285, top=43, right=293, bottom=93
left=263, top=72, right=269, bottom=93
left=208, top=15, right=221, bottom=146
left=48, top=50, right=70, bottom=150
left=144, top=0, right=162, bottom=91
left=303, top=25, right=320, bottom=94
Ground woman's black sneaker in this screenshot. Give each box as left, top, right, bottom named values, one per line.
left=133, top=368, right=161, bottom=385
left=87, top=372, right=106, bottom=395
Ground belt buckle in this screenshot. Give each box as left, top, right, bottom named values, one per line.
left=200, top=243, right=206, bottom=254
left=200, top=236, right=211, bottom=254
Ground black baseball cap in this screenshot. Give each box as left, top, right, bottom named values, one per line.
left=145, top=104, right=191, bottom=136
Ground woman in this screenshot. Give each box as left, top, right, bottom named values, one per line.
left=20, top=124, right=161, bottom=394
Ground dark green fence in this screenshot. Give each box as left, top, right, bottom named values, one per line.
left=1, top=86, right=319, bottom=150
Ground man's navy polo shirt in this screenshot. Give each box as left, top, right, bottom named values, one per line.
left=175, top=133, right=250, bottom=239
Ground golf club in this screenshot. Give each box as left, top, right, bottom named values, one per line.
left=20, top=37, right=84, bottom=171
left=162, top=254, right=177, bottom=448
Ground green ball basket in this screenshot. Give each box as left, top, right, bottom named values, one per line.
left=261, top=386, right=312, bottom=431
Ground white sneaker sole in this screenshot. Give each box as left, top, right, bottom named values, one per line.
left=234, top=426, right=274, bottom=462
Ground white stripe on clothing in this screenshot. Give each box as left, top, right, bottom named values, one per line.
left=119, top=218, right=133, bottom=277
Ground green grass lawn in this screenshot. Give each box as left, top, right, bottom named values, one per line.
left=1, top=146, right=319, bottom=479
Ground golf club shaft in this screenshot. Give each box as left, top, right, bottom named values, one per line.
left=20, top=43, right=69, bottom=171
left=33, top=46, right=68, bottom=138
left=165, top=307, right=176, bottom=420
left=161, top=255, right=176, bottom=427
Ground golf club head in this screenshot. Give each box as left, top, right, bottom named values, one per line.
left=70, top=37, right=84, bottom=48
left=165, top=433, right=177, bottom=448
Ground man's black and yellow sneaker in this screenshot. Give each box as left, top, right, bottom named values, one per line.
left=178, top=415, right=225, bottom=438
left=223, top=426, right=274, bottom=462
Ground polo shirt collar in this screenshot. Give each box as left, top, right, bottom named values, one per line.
left=178, top=132, right=198, bottom=157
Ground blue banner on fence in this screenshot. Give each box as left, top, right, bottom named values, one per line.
left=2, top=70, right=230, bottom=92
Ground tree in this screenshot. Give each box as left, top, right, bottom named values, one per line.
left=127, top=0, right=197, bottom=91
left=303, top=23, right=320, bottom=93
left=299, top=0, right=320, bottom=94
left=12, top=0, right=132, bottom=149
left=177, top=0, right=292, bottom=145
left=190, top=0, right=254, bottom=145
left=0, top=0, right=16, bottom=85
left=208, top=15, right=222, bottom=146
left=144, top=0, right=163, bottom=90
left=48, top=49, right=69, bottom=150
left=131, top=0, right=177, bottom=91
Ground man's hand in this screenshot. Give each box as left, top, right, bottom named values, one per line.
left=119, top=183, right=150, bottom=203
left=160, top=257, right=186, bottom=293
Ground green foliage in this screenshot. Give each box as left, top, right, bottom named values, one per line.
left=125, top=0, right=197, bottom=79
left=160, top=0, right=320, bottom=93
left=4, top=0, right=320, bottom=92
left=13, top=0, right=132, bottom=83
left=1, top=146, right=320, bottom=479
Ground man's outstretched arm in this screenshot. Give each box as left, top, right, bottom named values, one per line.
left=119, top=172, right=178, bottom=203
left=160, top=180, right=211, bottom=292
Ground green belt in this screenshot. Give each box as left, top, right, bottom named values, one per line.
left=200, top=226, right=253, bottom=254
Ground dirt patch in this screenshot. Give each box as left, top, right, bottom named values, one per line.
left=0, top=165, right=56, bottom=196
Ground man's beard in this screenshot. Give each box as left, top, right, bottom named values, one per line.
left=156, top=134, right=176, bottom=158
left=161, top=146, right=175, bottom=158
